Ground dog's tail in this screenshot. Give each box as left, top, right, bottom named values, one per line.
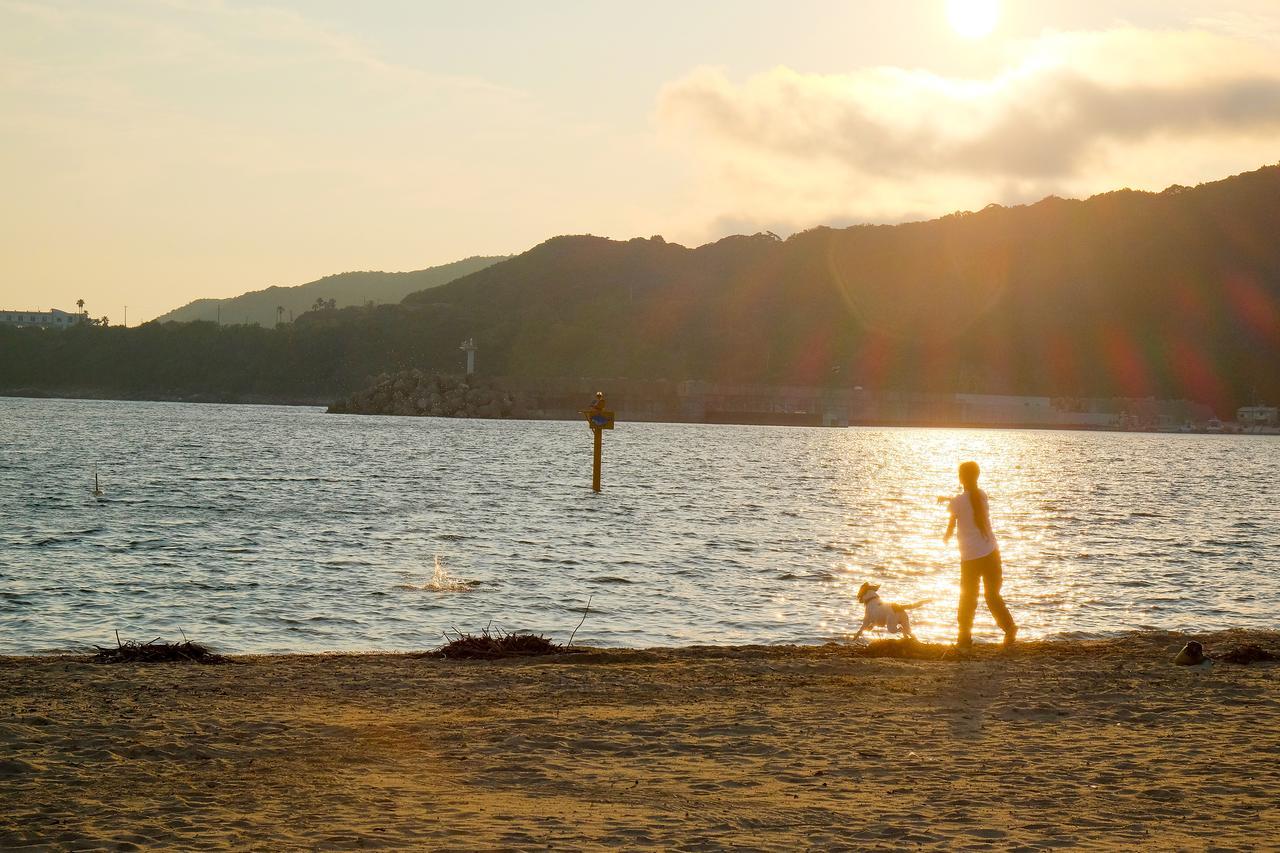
left=899, top=599, right=931, bottom=611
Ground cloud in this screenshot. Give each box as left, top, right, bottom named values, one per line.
left=658, top=27, right=1280, bottom=235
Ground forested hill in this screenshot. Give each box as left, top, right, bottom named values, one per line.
left=3, top=164, right=1278, bottom=413
left=153, top=255, right=507, bottom=327
left=397, top=163, right=1280, bottom=411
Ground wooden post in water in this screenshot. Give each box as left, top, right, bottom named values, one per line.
left=592, top=425, right=602, bottom=492
left=581, top=390, right=614, bottom=493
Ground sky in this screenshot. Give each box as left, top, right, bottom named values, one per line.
left=2, top=0, right=1280, bottom=323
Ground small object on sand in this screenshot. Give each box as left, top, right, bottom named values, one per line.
left=1216, top=644, right=1279, bottom=665
left=1173, top=641, right=1207, bottom=666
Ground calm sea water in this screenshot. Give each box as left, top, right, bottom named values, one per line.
left=2, top=397, right=1277, bottom=654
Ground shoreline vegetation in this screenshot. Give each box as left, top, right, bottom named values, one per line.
left=3, top=629, right=1277, bottom=848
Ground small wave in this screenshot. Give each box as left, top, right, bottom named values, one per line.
left=395, top=581, right=482, bottom=591
left=589, top=575, right=634, bottom=585
left=778, top=571, right=838, bottom=582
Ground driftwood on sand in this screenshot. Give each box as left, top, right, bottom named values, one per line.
left=92, top=631, right=225, bottom=664
left=433, top=626, right=583, bottom=660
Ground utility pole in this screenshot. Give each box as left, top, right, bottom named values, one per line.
left=123, top=306, right=127, bottom=328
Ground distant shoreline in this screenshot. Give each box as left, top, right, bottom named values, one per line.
left=4, top=389, right=1275, bottom=435
left=0, top=388, right=332, bottom=408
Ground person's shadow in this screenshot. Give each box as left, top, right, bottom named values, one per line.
left=939, top=653, right=1005, bottom=739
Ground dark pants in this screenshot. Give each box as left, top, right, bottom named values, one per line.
left=958, top=549, right=1015, bottom=642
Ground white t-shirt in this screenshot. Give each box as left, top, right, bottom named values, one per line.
left=950, top=489, right=997, bottom=561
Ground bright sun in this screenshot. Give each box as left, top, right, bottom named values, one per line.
left=947, top=0, right=999, bottom=39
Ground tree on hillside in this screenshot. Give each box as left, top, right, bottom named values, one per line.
left=277, top=305, right=285, bottom=326
left=76, top=299, right=85, bottom=314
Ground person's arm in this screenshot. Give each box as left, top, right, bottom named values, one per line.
left=944, top=513, right=956, bottom=544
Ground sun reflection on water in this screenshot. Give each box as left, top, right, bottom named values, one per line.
left=798, top=427, right=1124, bottom=645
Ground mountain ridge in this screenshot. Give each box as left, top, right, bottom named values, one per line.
left=391, top=162, right=1279, bottom=410
left=154, top=255, right=508, bottom=327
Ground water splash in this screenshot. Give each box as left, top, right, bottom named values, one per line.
left=401, top=555, right=479, bottom=592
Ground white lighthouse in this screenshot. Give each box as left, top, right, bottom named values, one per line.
left=459, top=338, right=477, bottom=376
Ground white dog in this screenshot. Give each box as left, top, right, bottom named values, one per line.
left=850, top=582, right=929, bottom=642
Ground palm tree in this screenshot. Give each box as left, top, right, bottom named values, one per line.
left=277, top=305, right=285, bottom=325
left=76, top=298, right=85, bottom=315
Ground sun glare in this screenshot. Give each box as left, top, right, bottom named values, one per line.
left=947, top=0, right=999, bottom=39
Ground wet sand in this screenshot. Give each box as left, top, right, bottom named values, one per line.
left=2, top=630, right=1278, bottom=851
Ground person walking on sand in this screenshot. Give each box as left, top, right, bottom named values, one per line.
left=942, top=461, right=1017, bottom=648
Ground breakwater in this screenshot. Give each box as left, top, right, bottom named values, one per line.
left=327, top=371, right=522, bottom=418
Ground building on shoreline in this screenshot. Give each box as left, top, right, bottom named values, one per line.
left=1236, top=405, right=1279, bottom=429
left=0, top=308, right=87, bottom=329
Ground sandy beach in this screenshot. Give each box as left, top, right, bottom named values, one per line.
left=3, top=630, right=1278, bottom=851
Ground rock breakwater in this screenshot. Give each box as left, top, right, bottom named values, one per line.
left=327, top=371, right=523, bottom=418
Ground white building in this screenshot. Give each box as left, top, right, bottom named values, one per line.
left=1237, top=405, right=1279, bottom=427
left=0, top=308, right=87, bottom=329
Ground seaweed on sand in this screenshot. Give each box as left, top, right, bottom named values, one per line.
left=1215, top=643, right=1279, bottom=664
left=855, top=638, right=951, bottom=660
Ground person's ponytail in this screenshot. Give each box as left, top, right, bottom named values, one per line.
left=958, top=460, right=991, bottom=541
left=968, top=488, right=992, bottom=541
